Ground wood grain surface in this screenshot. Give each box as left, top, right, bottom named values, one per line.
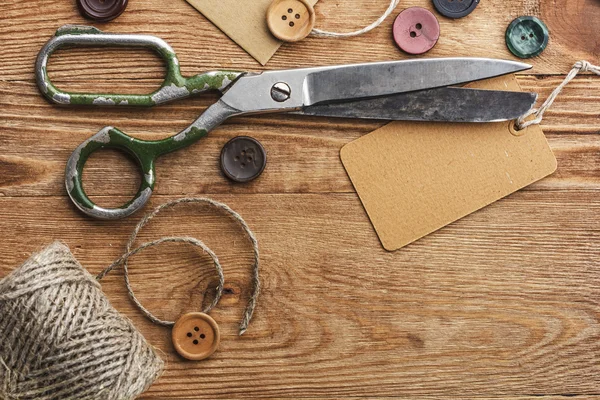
left=1, top=0, right=599, bottom=398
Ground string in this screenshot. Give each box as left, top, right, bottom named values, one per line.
left=311, top=0, right=400, bottom=38
left=516, top=60, right=600, bottom=130
left=97, top=197, right=260, bottom=336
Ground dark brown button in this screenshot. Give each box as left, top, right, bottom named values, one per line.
left=76, top=0, right=128, bottom=22
left=172, top=312, right=220, bottom=361
left=220, top=136, right=267, bottom=183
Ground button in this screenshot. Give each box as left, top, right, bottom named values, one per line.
left=172, top=312, right=220, bottom=361
left=432, top=0, right=479, bottom=19
left=393, top=7, right=440, bottom=55
left=220, top=136, right=267, bottom=183
left=76, top=0, right=128, bottom=22
left=505, top=16, right=549, bottom=59
left=267, top=0, right=316, bottom=42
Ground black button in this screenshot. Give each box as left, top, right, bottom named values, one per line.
left=76, top=0, right=128, bottom=22
left=432, top=0, right=479, bottom=19
left=220, top=136, right=266, bottom=183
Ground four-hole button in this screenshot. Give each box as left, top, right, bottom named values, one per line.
left=172, top=312, right=220, bottom=361
left=267, top=0, right=316, bottom=42
left=220, top=136, right=267, bottom=183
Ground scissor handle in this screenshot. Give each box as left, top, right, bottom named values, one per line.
left=36, top=25, right=242, bottom=106
left=66, top=100, right=241, bottom=219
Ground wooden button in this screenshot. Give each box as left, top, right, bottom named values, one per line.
left=267, top=0, right=315, bottom=42
left=172, top=312, right=220, bottom=361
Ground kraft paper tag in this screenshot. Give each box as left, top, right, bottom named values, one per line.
left=340, top=75, right=557, bottom=251
left=185, top=0, right=318, bottom=65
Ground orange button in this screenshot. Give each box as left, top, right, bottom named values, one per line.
left=267, top=0, right=315, bottom=42
left=172, top=312, right=220, bottom=361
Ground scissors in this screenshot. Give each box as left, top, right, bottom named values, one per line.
left=36, top=25, right=537, bottom=220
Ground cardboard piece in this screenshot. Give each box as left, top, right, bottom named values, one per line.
left=340, top=75, right=557, bottom=251
left=185, top=0, right=318, bottom=65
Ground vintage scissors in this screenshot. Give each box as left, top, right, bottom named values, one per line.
left=36, top=25, right=537, bottom=220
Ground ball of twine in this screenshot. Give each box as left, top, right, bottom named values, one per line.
left=0, top=241, right=164, bottom=400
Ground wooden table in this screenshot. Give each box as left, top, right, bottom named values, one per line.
left=1, top=0, right=599, bottom=398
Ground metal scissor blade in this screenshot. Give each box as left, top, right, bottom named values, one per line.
left=297, top=87, right=537, bottom=123
left=305, top=58, right=531, bottom=106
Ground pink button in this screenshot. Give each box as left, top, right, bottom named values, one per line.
left=393, top=7, right=440, bottom=55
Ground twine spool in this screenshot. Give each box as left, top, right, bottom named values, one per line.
left=0, top=242, right=163, bottom=400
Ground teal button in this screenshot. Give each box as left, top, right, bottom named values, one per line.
left=505, top=16, right=549, bottom=59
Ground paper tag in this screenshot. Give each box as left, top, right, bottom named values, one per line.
left=185, top=0, right=318, bottom=65
left=340, top=75, right=557, bottom=251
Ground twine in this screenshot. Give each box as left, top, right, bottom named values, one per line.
left=98, top=197, right=260, bottom=336
left=0, top=242, right=164, bottom=400
left=311, top=0, right=400, bottom=38
left=516, top=60, right=600, bottom=130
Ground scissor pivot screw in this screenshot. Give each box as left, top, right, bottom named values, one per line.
left=271, top=82, right=291, bottom=102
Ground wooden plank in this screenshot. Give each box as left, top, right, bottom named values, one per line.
left=1, top=0, right=600, bottom=397
left=0, top=192, right=599, bottom=398
left=0, top=79, right=599, bottom=199
left=1, top=0, right=600, bottom=79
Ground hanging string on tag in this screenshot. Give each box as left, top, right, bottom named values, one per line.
left=516, top=60, right=600, bottom=130
left=311, top=0, right=400, bottom=38
left=97, top=197, right=260, bottom=336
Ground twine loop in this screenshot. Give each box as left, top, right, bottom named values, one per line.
left=97, top=197, right=260, bottom=336
left=575, top=60, right=600, bottom=74
left=311, top=0, right=400, bottom=38
left=516, top=60, right=600, bottom=130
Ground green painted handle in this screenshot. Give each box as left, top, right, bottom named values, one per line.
left=36, top=25, right=242, bottom=106
left=35, top=25, right=247, bottom=219
left=65, top=100, right=241, bottom=219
